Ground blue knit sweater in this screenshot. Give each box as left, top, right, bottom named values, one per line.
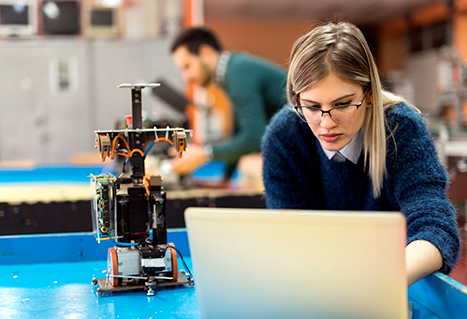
left=261, top=103, right=460, bottom=274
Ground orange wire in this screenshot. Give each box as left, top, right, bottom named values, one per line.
left=156, top=137, right=173, bottom=144
left=131, top=232, right=149, bottom=236
left=143, top=176, right=151, bottom=197
left=110, top=135, right=146, bottom=159
left=119, top=177, right=150, bottom=197
left=119, top=183, right=137, bottom=192
left=115, top=152, right=130, bottom=158
left=118, top=182, right=150, bottom=197
left=114, top=135, right=130, bottom=151
left=155, top=137, right=182, bottom=158
left=130, top=149, right=145, bottom=157
left=108, top=135, right=180, bottom=161
left=111, top=135, right=130, bottom=159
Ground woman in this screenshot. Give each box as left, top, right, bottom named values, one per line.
left=261, top=21, right=460, bottom=286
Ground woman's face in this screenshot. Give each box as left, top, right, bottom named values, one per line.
left=298, top=73, right=371, bottom=152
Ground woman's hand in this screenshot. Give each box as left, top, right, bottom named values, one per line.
left=405, top=240, right=443, bottom=286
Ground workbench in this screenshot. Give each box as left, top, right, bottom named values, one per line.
left=0, top=164, right=466, bottom=318
left=1, top=230, right=466, bottom=318
left=0, top=163, right=265, bottom=235
left=0, top=231, right=199, bottom=319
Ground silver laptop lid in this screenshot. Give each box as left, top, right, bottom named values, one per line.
left=185, top=207, right=407, bottom=319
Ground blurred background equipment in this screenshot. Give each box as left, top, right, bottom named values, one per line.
left=0, top=0, right=37, bottom=37
left=42, top=0, right=81, bottom=35
left=82, top=3, right=120, bottom=38
left=152, top=78, right=190, bottom=118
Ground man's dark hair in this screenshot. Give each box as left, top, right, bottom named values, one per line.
left=170, top=27, right=222, bottom=54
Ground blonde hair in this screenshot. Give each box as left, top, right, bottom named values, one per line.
left=287, top=22, right=414, bottom=197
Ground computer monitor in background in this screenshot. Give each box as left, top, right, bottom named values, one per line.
left=0, top=0, right=37, bottom=37
left=41, top=0, right=80, bottom=35
left=82, top=4, right=120, bottom=38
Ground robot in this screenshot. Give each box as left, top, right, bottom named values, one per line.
left=90, top=83, right=194, bottom=296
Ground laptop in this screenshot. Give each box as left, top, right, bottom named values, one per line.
left=184, top=207, right=408, bottom=319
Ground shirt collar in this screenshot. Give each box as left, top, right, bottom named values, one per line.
left=321, top=128, right=364, bottom=164
left=214, top=51, right=231, bottom=87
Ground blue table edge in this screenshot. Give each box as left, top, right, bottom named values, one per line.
left=1, top=230, right=466, bottom=318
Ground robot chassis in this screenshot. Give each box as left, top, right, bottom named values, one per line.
left=90, top=83, right=194, bottom=297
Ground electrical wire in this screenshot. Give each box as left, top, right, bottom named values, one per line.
left=157, top=137, right=173, bottom=144
left=117, top=157, right=129, bottom=178
left=109, top=134, right=178, bottom=159
left=109, top=134, right=166, bottom=159
left=144, top=137, right=174, bottom=157
left=118, top=183, right=143, bottom=192
left=165, top=245, right=193, bottom=279
left=131, top=232, right=149, bottom=236
left=130, top=149, right=145, bottom=157
left=143, top=141, right=156, bottom=157
left=110, top=135, right=131, bottom=159
left=116, top=152, right=130, bottom=158
left=113, top=243, right=193, bottom=281
left=143, top=176, right=151, bottom=197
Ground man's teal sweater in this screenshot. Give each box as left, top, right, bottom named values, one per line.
left=213, top=53, right=287, bottom=164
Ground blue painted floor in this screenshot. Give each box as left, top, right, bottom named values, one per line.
left=0, top=258, right=199, bottom=319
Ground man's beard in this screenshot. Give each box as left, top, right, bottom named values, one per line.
left=199, top=61, right=213, bottom=87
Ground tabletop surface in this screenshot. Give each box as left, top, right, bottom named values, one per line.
left=1, top=231, right=466, bottom=319
left=0, top=258, right=200, bottom=319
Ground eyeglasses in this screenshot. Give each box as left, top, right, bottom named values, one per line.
left=293, top=90, right=369, bottom=124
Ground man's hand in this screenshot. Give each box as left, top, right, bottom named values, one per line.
left=170, top=143, right=208, bottom=175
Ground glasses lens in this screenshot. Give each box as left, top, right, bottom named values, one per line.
left=295, top=104, right=359, bottom=124
left=331, top=105, right=358, bottom=123
left=296, top=106, right=321, bottom=124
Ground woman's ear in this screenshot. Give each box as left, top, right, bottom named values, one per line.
left=367, top=89, right=373, bottom=108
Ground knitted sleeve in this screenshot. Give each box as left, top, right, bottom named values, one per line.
left=262, top=107, right=319, bottom=209
left=387, top=105, right=460, bottom=274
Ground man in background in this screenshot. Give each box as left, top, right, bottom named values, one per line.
left=170, top=27, right=287, bottom=184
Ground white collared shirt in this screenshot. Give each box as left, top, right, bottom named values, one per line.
left=321, top=128, right=364, bottom=164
